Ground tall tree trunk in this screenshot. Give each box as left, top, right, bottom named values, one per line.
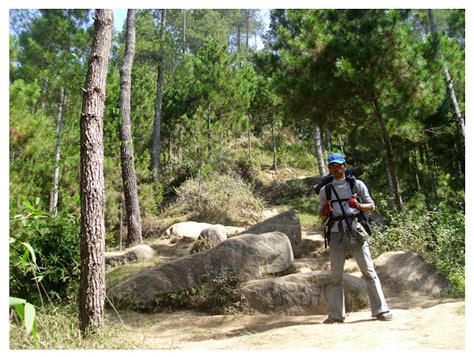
left=182, top=9, right=186, bottom=53
left=411, top=148, right=421, bottom=191
left=236, top=25, right=241, bottom=54
left=324, top=126, right=332, bottom=153
left=247, top=114, right=252, bottom=161
left=271, top=121, right=277, bottom=171
left=428, top=9, right=464, bottom=137
left=34, top=77, right=48, bottom=113
left=373, top=95, right=404, bottom=212
left=385, top=159, right=394, bottom=192
left=119, top=9, right=142, bottom=248
left=424, top=143, right=439, bottom=200
left=338, top=134, right=345, bottom=155
left=313, top=123, right=327, bottom=176
left=245, top=10, right=249, bottom=55
left=415, top=146, right=433, bottom=209
left=49, top=86, right=67, bottom=215
left=119, top=197, right=124, bottom=250
left=79, top=9, right=113, bottom=335
left=151, top=9, right=167, bottom=181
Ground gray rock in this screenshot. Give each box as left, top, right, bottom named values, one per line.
left=190, top=226, right=228, bottom=253
left=243, top=209, right=302, bottom=258
left=165, top=221, right=226, bottom=239
left=107, top=232, right=294, bottom=308
left=105, top=244, right=156, bottom=269
left=240, top=271, right=368, bottom=315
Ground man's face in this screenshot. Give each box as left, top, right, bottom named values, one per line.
left=329, top=162, right=347, bottom=179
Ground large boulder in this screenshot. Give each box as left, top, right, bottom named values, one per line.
left=107, top=232, right=294, bottom=308
left=374, top=250, right=452, bottom=298
left=165, top=221, right=226, bottom=239
left=239, top=271, right=368, bottom=315
left=243, top=209, right=302, bottom=258
left=105, top=244, right=156, bottom=269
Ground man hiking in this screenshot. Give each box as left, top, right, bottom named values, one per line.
left=319, top=152, right=392, bottom=323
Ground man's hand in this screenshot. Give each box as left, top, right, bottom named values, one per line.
left=322, top=202, right=332, bottom=215
left=348, top=196, right=362, bottom=210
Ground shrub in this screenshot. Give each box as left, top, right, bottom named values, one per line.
left=369, top=200, right=465, bottom=296
left=170, top=173, right=264, bottom=225
left=10, top=199, right=81, bottom=303
left=154, top=271, right=245, bottom=314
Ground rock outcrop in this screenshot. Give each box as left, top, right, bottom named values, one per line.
left=108, top=232, right=294, bottom=308
left=240, top=271, right=368, bottom=315
left=243, top=209, right=302, bottom=258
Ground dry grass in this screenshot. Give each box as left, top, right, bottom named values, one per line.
left=9, top=303, right=144, bottom=350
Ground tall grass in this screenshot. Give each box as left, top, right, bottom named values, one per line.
left=10, top=303, right=142, bottom=349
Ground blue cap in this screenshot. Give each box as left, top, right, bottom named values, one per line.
left=328, top=153, right=346, bottom=165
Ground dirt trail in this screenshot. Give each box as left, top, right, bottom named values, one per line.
left=113, top=297, right=464, bottom=349
left=111, top=226, right=465, bottom=349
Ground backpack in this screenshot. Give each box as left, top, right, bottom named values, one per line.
left=322, top=174, right=372, bottom=248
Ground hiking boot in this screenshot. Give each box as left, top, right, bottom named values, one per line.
left=323, top=317, right=345, bottom=324
left=375, top=312, right=393, bottom=321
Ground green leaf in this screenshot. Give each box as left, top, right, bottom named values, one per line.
left=15, top=304, right=25, bottom=321
left=21, top=242, right=37, bottom=265
left=21, top=249, right=30, bottom=270
left=22, top=198, right=36, bottom=212
left=32, top=319, right=38, bottom=346
left=24, top=303, right=36, bottom=334
left=9, top=297, right=27, bottom=307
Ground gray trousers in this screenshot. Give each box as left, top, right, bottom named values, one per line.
left=327, top=231, right=389, bottom=319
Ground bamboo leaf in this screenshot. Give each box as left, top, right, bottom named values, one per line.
left=21, top=242, right=37, bottom=265
left=24, top=303, right=36, bottom=334
left=21, top=249, right=30, bottom=270
left=32, top=319, right=38, bottom=346
left=9, top=297, right=27, bottom=307
left=15, top=304, right=25, bottom=321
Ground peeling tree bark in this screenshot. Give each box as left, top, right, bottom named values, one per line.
left=119, top=9, right=142, bottom=248
left=79, top=9, right=113, bottom=335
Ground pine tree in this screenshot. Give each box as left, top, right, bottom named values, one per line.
left=79, top=9, right=113, bottom=334
left=151, top=9, right=167, bottom=181
left=119, top=9, right=142, bottom=247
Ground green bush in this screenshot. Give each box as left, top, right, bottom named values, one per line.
left=154, top=271, right=245, bottom=314
left=170, top=173, right=264, bottom=225
left=10, top=199, right=81, bottom=303
left=369, top=199, right=465, bottom=296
